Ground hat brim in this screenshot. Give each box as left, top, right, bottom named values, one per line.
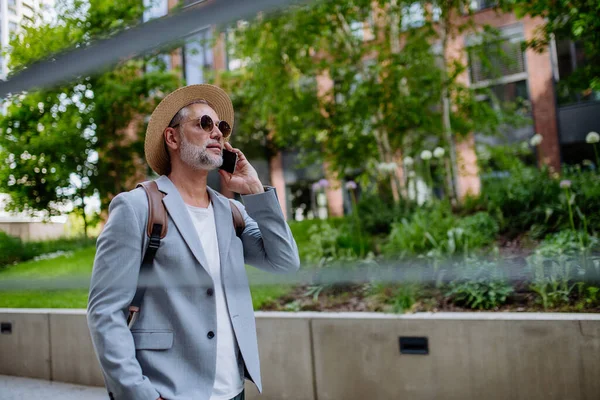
left=145, top=84, right=234, bottom=176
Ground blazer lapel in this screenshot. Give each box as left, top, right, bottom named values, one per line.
left=155, top=175, right=211, bottom=274
left=207, top=186, right=234, bottom=271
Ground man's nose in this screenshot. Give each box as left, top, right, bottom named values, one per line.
left=211, top=126, right=223, bottom=141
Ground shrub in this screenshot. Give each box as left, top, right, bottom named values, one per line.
left=0, top=232, right=25, bottom=267
left=456, top=212, right=499, bottom=250
left=446, top=259, right=514, bottom=310
left=289, top=218, right=370, bottom=264
left=383, top=203, right=498, bottom=258
left=528, top=230, right=600, bottom=309
left=482, top=166, right=564, bottom=237
left=355, top=192, right=400, bottom=235
left=383, top=202, right=455, bottom=257
left=0, top=232, right=96, bottom=268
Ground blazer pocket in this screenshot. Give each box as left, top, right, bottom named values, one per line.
left=131, top=330, right=174, bottom=350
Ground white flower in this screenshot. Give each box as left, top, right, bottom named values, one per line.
left=345, top=181, right=357, bottom=190
left=560, top=180, right=572, bottom=189
left=403, top=156, right=414, bottom=166
left=420, top=150, right=432, bottom=161
left=408, top=171, right=416, bottom=178
left=433, top=147, right=445, bottom=158
left=378, top=162, right=397, bottom=172
left=377, top=163, right=391, bottom=172
left=530, top=133, right=543, bottom=146
left=586, top=131, right=600, bottom=144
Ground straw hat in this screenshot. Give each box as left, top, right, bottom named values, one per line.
left=145, top=84, right=234, bottom=176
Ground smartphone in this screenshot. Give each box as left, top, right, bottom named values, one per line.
left=220, top=149, right=238, bottom=174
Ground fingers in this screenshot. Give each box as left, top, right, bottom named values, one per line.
left=224, top=142, right=247, bottom=162
left=218, top=169, right=232, bottom=180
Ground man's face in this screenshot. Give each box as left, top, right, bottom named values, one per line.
left=177, top=103, right=224, bottom=171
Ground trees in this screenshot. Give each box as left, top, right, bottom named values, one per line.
left=0, top=0, right=181, bottom=235
left=217, top=0, right=524, bottom=203
left=507, top=0, right=600, bottom=96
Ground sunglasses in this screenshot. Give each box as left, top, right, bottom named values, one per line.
left=171, top=115, right=231, bottom=138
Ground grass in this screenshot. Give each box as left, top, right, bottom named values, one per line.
left=0, top=245, right=293, bottom=310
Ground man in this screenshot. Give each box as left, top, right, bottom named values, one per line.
left=87, top=84, right=300, bottom=400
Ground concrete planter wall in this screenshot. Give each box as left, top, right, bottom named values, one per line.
left=1, top=310, right=599, bottom=400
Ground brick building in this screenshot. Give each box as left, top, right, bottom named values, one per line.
left=149, top=0, right=600, bottom=221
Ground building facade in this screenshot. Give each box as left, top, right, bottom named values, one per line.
left=154, top=1, right=599, bottom=221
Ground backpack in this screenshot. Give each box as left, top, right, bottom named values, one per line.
left=127, top=180, right=245, bottom=328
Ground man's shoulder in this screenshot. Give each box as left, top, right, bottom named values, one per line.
left=112, top=186, right=148, bottom=207
left=109, top=186, right=149, bottom=221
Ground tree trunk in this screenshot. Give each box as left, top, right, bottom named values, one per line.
left=80, top=188, right=88, bottom=238
left=440, top=11, right=459, bottom=202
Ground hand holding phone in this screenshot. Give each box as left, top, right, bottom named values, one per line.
left=219, top=143, right=263, bottom=194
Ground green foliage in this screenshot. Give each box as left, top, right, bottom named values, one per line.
left=0, top=232, right=96, bottom=268
left=473, top=148, right=600, bottom=237
left=302, top=222, right=358, bottom=266
left=290, top=218, right=371, bottom=263
left=447, top=279, right=513, bottom=310
left=506, top=0, right=600, bottom=96
left=355, top=192, right=401, bottom=235
left=528, top=230, right=600, bottom=309
left=0, top=0, right=181, bottom=229
left=218, top=0, right=523, bottom=199
left=446, top=259, right=513, bottom=310
left=383, top=202, right=498, bottom=258
left=0, top=232, right=24, bottom=267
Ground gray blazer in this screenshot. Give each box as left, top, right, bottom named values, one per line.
left=87, top=175, right=300, bottom=400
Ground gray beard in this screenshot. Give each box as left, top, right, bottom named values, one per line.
left=179, top=133, right=223, bottom=171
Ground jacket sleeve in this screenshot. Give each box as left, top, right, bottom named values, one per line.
left=235, top=186, right=300, bottom=273
left=87, top=193, right=161, bottom=400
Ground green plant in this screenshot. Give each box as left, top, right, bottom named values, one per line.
left=383, top=204, right=498, bottom=259
left=446, top=260, right=513, bottom=310
left=456, top=212, right=499, bottom=251
left=528, top=230, right=600, bottom=309
left=0, top=233, right=96, bottom=268
left=355, top=192, right=401, bottom=236
left=303, top=222, right=358, bottom=266
left=383, top=202, right=456, bottom=257
left=390, top=284, right=420, bottom=313
left=0, top=232, right=25, bottom=267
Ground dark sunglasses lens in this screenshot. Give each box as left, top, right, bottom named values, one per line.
left=218, top=121, right=231, bottom=137
left=200, top=115, right=214, bottom=132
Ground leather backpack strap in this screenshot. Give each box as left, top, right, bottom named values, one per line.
left=229, top=199, right=246, bottom=237
left=137, top=181, right=168, bottom=239
left=127, top=181, right=167, bottom=329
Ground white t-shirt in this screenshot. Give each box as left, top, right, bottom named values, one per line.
left=186, top=202, right=244, bottom=400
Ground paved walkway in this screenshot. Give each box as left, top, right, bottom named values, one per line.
left=0, top=375, right=107, bottom=399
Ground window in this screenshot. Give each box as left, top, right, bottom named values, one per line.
left=468, top=36, right=526, bottom=84
left=468, top=24, right=532, bottom=139
left=184, top=28, right=213, bottom=84
left=9, top=22, right=18, bottom=36
left=402, top=3, right=425, bottom=29
left=143, top=0, right=168, bottom=22
left=554, top=39, right=599, bottom=105
left=469, top=0, right=497, bottom=12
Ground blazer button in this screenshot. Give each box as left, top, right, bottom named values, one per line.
left=207, top=288, right=214, bottom=296
left=207, top=331, right=215, bottom=339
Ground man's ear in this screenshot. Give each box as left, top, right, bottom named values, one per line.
left=164, top=127, right=179, bottom=151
